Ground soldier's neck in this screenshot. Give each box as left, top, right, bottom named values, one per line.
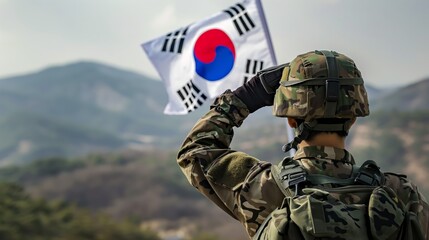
left=299, top=133, right=346, bottom=149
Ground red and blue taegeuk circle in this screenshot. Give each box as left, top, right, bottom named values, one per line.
left=193, top=29, right=235, bottom=81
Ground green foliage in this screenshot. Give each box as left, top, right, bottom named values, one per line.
left=361, top=110, right=429, bottom=128
left=0, top=151, right=248, bottom=239
left=0, top=182, right=160, bottom=240
left=187, top=232, right=220, bottom=240
left=0, top=151, right=158, bottom=183
left=0, top=113, right=125, bottom=165
left=0, top=157, right=85, bottom=182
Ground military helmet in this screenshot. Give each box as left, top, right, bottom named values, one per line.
left=273, top=50, right=370, bottom=122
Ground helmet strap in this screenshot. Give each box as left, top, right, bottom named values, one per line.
left=282, top=121, right=315, bottom=152
left=319, top=50, right=340, bottom=118
left=282, top=119, right=352, bottom=153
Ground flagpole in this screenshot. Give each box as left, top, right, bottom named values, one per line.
left=286, top=121, right=296, bottom=156
left=255, top=0, right=276, bottom=66
left=255, top=0, right=296, bottom=156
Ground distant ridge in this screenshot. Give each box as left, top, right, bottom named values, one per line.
left=372, top=77, right=429, bottom=111
left=0, top=61, right=200, bottom=165
left=0, top=61, right=426, bottom=165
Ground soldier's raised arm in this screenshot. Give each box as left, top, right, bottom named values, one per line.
left=177, top=66, right=285, bottom=229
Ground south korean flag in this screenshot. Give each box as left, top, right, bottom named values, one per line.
left=142, top=0, right=277, bottom=115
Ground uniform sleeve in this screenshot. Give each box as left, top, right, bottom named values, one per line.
left=177, top=90, right=261, bottom=219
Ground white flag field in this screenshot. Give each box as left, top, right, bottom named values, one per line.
left=142, top=0, right=277, bottom=115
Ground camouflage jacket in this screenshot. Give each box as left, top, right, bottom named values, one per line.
left=177, top=90, right=429, bottom=239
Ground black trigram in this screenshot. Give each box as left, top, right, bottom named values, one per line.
left=161, top=27, right=189, bottom=54
left=243, top=59, right=264, bottom=84
left=223, top=3, right=256, bottom=36
left=176, top=80, right=208, bottom=112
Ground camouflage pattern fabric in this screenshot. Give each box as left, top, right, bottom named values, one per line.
left=258, top=175, right=429, bottom=240
left=177, top=90, right=285, bottom=236
left=177, top=90, right=429, bottom=239
left=293, top=145, right=355, bottom=178
left=273, top=50, right=370, bottom=121
left=287, top=51, right=361, bottom=81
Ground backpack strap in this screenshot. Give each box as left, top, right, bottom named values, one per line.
left=271, top=158, right=385, bottom=197
left=354, top=160, right=385, bottom=186
left=306, top=160, right=385, bottom=186
left=253, top=213, right=272, bottom=240
left=271, top=157, right=307, bottom=197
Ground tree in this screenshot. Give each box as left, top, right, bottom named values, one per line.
left=0, top=182, right=160, bottom=240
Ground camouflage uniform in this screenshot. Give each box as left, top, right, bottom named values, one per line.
left=177, top=51, right=429, bottom=239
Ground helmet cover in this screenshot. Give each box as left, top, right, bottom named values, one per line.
left=273, top=50, right=370, bottom=122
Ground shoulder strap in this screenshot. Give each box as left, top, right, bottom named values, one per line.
left=354, top=160, right=385, bottom=186
left=272, top=158, right=385, bottom=197
left=271, top=157, right=306, bottom=197
left=253, top=209, right=273, bottom=240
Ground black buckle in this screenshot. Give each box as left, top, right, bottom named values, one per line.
left=354, top=171, right=381, bottom=186
left=326, top=79, right=339, bottom=102
left=281, top=171, right=307, bottom=196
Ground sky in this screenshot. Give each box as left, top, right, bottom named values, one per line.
left=1, top=0, right=428, bottom=89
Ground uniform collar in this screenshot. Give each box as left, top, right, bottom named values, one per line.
left=293, top=145, right=355, bottom=164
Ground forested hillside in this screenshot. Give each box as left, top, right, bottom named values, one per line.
left=0, top=152, right=248, bottom=240
left=0, top=182, right=160, bottom=240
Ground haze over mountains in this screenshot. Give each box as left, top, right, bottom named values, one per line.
left=0, top=62, right=190, bottom=165
left=371, top=79, right=429, bottom=111
left=0, top=61, right=427, bottom=165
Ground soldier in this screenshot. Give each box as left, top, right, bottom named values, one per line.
left=177, top=50, right=429, bottom=239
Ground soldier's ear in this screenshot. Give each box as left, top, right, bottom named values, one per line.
left=287, top=118, right=298, bottom=128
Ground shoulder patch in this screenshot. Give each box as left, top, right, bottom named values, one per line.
left=206, top=151, right=259, bottom=189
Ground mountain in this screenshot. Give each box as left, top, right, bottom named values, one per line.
left=0, top=61, right=425, bottom=165
left=371, top=78, right=429, bottom=111
left=0, top=61, right=202, bottom=165
left=0, top=61, right=173, bottom=133
left=364, top=84, right=383, bottom=102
